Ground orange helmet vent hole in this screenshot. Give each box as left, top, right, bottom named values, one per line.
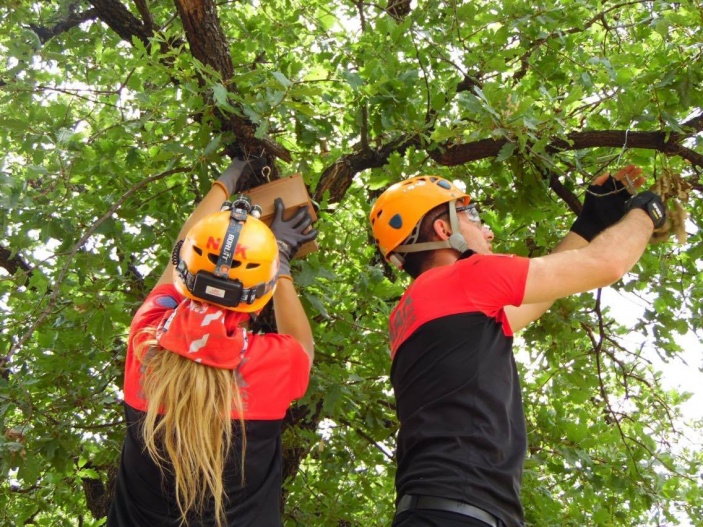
left=389, top=214, right=403, bottom=229
left=206, top=253, right=242, bottom=268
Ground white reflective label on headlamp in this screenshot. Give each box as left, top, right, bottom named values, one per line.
left=205, top=285, right=226, bottom=298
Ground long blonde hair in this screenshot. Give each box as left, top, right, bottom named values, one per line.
left=136, top=334, right=247, bottom=527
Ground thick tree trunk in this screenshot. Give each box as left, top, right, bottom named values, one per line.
left=173, top=0, right=234, bottom=81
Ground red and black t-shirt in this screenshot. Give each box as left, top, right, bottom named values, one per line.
left=108, top=285, right=310, bottom=527
left=390, top=254, right=529, bottom=527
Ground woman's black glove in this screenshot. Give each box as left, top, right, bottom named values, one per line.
left=269, top=197, right=318, bottom=278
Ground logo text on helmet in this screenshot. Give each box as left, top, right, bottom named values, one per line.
left=234, top=244, right=248, bottom=259
left=207, top=237, right=221, bottom=250
left=223, top=233, right=236, bottom=254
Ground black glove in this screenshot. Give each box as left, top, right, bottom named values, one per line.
left=625, top=191, right=667, bottom=229
left=269, top=197, right=318, bottom=277
left=215, top=156, right=268, bottom=196
left=570, top=176, right=631, bottom=241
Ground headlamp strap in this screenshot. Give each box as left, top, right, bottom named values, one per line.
left=214, top=208, right=247, bottom=278
left=240, top=278, right=277, bottom=304
left=177, top=198, right=276, bottom=307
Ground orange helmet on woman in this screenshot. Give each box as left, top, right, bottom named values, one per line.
left=369, top=175, right=471, bottom=269
left=174, top=199, right=279, bottom=313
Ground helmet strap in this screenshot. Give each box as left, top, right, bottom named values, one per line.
left=213, top=203, right=249, bottom=278
left=388, top=253, right=405, bottom=270
left=393, top=199, right=470, bottom=259
left=446, top=200, right=470, bottom=253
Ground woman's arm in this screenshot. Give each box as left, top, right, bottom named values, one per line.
left=154, top=158, right=255, bottom=287
left=269, top=198, right=319, bottom=365
left=272, top=277, right=315, bottom=364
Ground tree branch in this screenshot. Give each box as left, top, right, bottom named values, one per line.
left=386, top=0, right=412, bottom=21
left=87, top=0, right=152, bottom=46
left=173, top=0, right=233, bottom=80
left=0, top=245, right=33, bottom=278
left=314, top=121, right=702, bottom=213
left=338, top=417, right=394, bottom=460
left=433, top=129, right=703, bottom=169
left=133, top=0, right=155, bottom=33
left=681, top=112, right=703, bottom=133
left=4, top=167, right=187, bottom=364
left=547, top=171, right=583, bottom=214
left=81, top=0, right=291, bottom=163
left=314, top=134, right=422, bottom=203
left=28, top=4, right=98, bottom=44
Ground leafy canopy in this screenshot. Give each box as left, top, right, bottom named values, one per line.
left=1, top=0, right=702, bottom=525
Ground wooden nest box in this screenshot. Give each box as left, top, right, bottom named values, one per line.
left=242, top=174, right=319, bottom=258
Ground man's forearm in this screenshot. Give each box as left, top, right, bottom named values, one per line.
left=553, top=230, right=589, bottom=253
left=587, top=209, right=654, bottom=276
left=505, top=211, right=652, bottom=331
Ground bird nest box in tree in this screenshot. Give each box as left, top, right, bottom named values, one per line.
left=242, top=174, right=319, bottom=258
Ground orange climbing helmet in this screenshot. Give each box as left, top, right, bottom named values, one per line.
left=173, top=198, right=279, bottom=313
left=369, top=175, right=471, bottom=269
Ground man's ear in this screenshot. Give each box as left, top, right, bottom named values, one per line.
left=432, top=217, right=452, bottom=240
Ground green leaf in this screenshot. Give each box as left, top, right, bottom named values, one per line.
left=272, top=71, right=292, bottom=88
left=212, top=82, right=231, bottom=107
left=496, top=142, right=517, bottom=161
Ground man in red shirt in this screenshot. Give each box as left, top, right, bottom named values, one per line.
left=369, top=168, right=665, bottom=527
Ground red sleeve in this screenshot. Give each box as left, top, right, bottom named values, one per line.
left=455, top=254, right=529, bottom=318
left=233, top=333, right=311, bottom=420
left=123, top=284, right=183, bottom=411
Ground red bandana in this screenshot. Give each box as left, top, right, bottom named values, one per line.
left=155, top=299, right=250, bottom=370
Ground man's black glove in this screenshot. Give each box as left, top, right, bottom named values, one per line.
left=269, top=197, right=318, bottom=278
left=625, top=191, right=667, bottom=229
left=214, top=156, right=268, bottom=196
left=570, top=176, right=631, bottom=241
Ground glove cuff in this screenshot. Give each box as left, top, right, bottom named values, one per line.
left=211, top=180, right=230, bottom=198
left=278, top=246, right=292, bottom=277
left=625, top=192, right=666, bottom=229
left=277, top=239, right=294, bottom=259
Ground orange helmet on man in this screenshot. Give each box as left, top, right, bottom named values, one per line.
left=369, top=175, right=471, bottom=270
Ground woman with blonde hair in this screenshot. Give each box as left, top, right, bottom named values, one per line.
left=108, top=157, right=318, bottom=527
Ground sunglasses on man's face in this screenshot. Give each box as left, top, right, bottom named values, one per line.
left=456, top=204, right=481, bottom=224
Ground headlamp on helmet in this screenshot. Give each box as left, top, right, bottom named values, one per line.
left=173, top=196, right=280, bottom=312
